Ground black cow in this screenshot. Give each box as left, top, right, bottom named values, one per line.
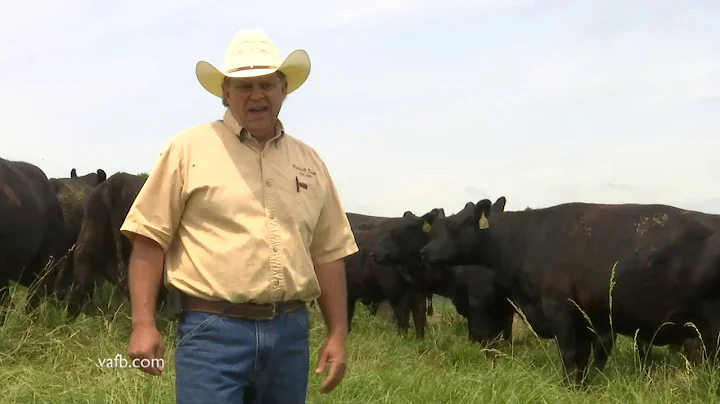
left=346, top=212, right=392, bottom=316
left=420, top=199, right=714, bottom=385
left=0, top=158, right=69, bottom=312
left=371, top=198, right=514, bottom=344
left=345, top=217, right=429, bottom=338
left=347, top=212, right=390, bottom=232
left=48, top=168, right=107, bottom=295
left=346, top=212, right=434, bottom=319
left=368, top=207, right=447, bottom=340
left=65, top=172, right=152, bottom=319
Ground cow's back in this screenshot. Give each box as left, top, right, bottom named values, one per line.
left=107, top=173, right=147, bottom=227
left=0, top=158, right=67, bottom=274
left=347, top=212, right=391, bottom=232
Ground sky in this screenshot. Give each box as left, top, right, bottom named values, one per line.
left=2, top=0, right=719, bottom=216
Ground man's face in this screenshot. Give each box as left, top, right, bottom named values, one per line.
left=223, top=73, right=287, bottom=139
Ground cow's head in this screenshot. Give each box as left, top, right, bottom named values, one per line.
left=461, top=265, right=513, bottom=345
left=420, top=196, right=506, bottom=266
left=370, top=208, right=444, bottom=265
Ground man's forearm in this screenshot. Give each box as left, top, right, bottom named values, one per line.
left=314, top=259, right=348, bottom=338
left=128, top=236, right=166, bottom=330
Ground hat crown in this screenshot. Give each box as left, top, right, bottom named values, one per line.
left=222, top=29, right=282, bottom=74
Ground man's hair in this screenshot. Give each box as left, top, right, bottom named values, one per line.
left=221, top=71, right=287, bottom=107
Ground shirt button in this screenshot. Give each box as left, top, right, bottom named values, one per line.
left=273, top=246, right=279, bottom=253
left=265, top=179, right=272, bottom=187
left=268, top=213, right=275, bottom=220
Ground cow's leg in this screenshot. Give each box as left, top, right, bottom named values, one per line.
left=591, top=331, right=615, bottom=372
left=367, top=301, right=380, bottom=316
left=702, top=317, right=720, bottom=365
left=0, top=275, right=9, bottom=323
left=543, top=295, right=586, bottom=387
left=573, top=325, right=593, bottom=386
left=501, top=308, right=514, bottom=343
left=107, top=281, right=128, bottom=315
left=635, top=337, right=654, bottom=372
left=113, top=230, right=128, bottom=278
left=683, top=336, right=703, bottom=366
left=466, top=295, right=483, bottom=342
left=390, top=293, right=411, bottom=335
left=411, top=291, right=427, bottom=340
left=347, top=297, right=357, bottom=333
left=66, top=254, right=101, bottom=320
left=426, top=295, right=434, bottom=316
left=25, top=252, right=58, bottom=313
left=66, top=277, right=94, bottom=320
left=0, top=275, right=9, bottom=306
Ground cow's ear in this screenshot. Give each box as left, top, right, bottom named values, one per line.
left=474, top=199, right=492, bottom=230
left=492, top=196, right=507, bottom=213
left=422, top=208, right=442, bottom=225
left=96, top=169, right=107, bottom=184
left=70, top=168, right=77, bottom=178
left=403, top=210, right=414, bottom=218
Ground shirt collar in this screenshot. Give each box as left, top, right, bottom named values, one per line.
left=222, top=108, right=285, bottom=148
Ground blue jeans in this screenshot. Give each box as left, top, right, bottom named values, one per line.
left=175, top=306, right=311, bottom=404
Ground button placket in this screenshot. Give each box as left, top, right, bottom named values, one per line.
left=262, top=154, right=283, bottom=293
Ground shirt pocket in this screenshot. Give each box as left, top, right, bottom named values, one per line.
left=285, top=174, right=325, bottom=237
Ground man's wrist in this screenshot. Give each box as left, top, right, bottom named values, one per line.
left=132, top=317, right=157, bottom=330
left=328, top=326, right=348, bottom=340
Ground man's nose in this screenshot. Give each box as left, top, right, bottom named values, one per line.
left=249, top=90, right=264, bottom=100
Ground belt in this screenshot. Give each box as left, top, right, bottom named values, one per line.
left=182, top=294, right=306, bottom=320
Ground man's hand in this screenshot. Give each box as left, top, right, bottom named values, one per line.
left=314, top=334, right=347, bottom=393
left=127, top=325, right=165, bottom=376
left=125, top=235, right=166, bottom=376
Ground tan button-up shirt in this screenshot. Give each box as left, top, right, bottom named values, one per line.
left=119, top=109, right=359, bottom=304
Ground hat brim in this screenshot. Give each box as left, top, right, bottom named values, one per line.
left=196, top=49, right=311, bottom=98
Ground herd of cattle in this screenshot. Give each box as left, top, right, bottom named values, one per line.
left=2, top=156, right=720, bottom=386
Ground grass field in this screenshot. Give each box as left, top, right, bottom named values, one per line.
left=1, top=284, right=720, bottom=404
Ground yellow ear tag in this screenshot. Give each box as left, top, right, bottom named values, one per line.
left=422, top=221, right=432, bottom=232
left=478, top=213, right=490, bottom=229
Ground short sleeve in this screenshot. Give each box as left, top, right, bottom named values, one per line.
left=120, top=139, right=186, bottom=252
left=309, top=166, right=359, bottom=266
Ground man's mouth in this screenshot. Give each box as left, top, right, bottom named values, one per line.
left=248, top=106, right=268, bottom=114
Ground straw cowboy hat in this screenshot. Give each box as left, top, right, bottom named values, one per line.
left=196, top=29, right=311, bottom=98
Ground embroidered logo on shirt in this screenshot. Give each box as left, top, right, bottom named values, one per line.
left=292, top=164, right=316, bottom=179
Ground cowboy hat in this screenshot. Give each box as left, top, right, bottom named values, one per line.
left=195, top=29, right=311, bottom=98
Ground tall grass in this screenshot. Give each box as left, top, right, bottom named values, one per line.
left=1, top=280, right=719, bottom=403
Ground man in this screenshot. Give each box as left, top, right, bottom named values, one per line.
left=120, top=29, right=359, bottom=404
